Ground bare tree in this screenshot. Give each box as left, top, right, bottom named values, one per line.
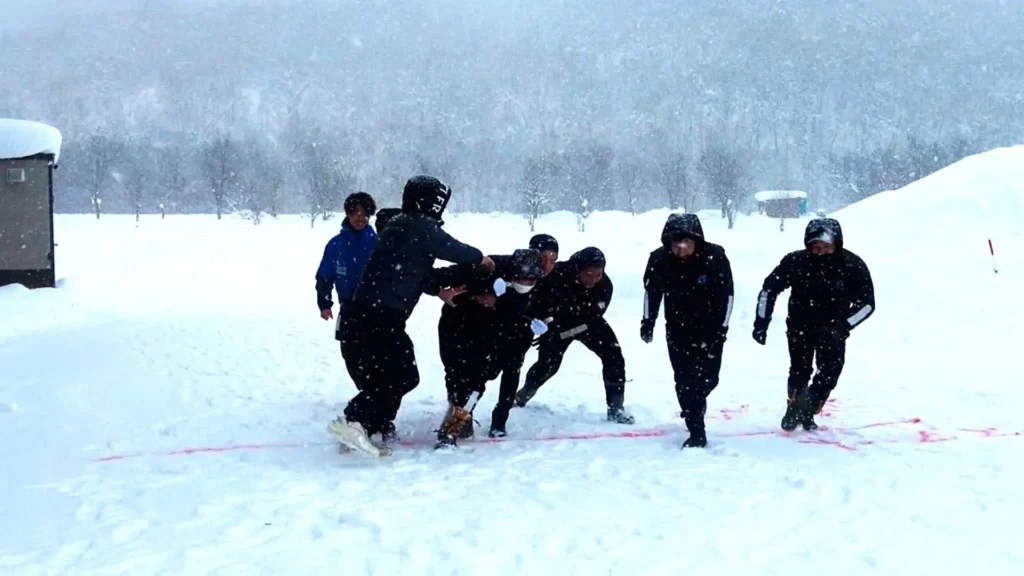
left=84, top=134, right=120, bottom=219
left=237, top=141, right=284, bottom=225
left=300, top=141, right=352, bottom=228
left=521, top=156, right=554, bottom=232
left=568, top=142, right=613, bottom=231
left=120, top=136, right=157, bottom=226
left=617, top=158, right=642, bottom=215
left=698, top=143, right=746, bottom=229
left=659, top=151, right=695, bottom=212
left=158, top=143, right=189, bottom=218
left=201, top=135, right=240, bottom=219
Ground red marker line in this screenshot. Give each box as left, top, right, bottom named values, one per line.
left=91, top=417, right=1022, bottom=462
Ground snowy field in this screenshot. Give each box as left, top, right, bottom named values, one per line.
left=3, top=146, right=1024, bottom=574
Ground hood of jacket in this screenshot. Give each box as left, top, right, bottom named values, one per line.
left=661, top=213, right=705, bottom=248
left=401, top=175, right=452, bottom=221
left=569, top=246, right=606, bottom=270
left=803, top=218, right=844, bottom=250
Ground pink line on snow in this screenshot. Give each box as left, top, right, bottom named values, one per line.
left=90, top=414, right=1023, bottom=462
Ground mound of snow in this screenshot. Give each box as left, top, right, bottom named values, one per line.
left=0, top=118, right=63, bottom=163
left=835, top=145, right=1024, bottom=238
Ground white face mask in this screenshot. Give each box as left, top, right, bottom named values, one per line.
left=510, top=282, right=534, bottom=294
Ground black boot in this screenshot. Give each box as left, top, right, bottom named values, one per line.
left=781, top=390, right=813, bottom=432
left=801, top=394, right=826, bottom=431
left=488, top=409, right=508, bottom=438
left=682, top=434, right=708, bottom=448
left=514, top=385, right=540, bottom=407
left=380, top=421, right=400, bottom=444
left=435, top=404, right=472, bottom=450
left=682, top=416, right=707, bottom=448
left=801, top=413, right=819, bottom=431
left=605, top=382, right=635, bottom=424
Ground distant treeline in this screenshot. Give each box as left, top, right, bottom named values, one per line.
left=53, top=129, right=987, bottom=230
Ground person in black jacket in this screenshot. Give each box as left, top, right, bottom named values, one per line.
left=514, top=247, right=635, bottom=425
left=432, top=249, right=547, bottom=448
left=487, top=233, right=560, bottom=438
left=641, top=213, right=734, bottom=448
left=752, top=217, right=875, bottom=431
left=329, top=175, right=494, bottom=456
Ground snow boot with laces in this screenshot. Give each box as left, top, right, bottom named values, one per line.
left=435, top=404, right=473, bottom=450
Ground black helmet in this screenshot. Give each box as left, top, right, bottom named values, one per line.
left=509, top=249, right=544, bottom=281
left=529, top=233, right=559, bottom=253
left=569, top=247, right=606, bottom=270
left=344, top=191, right=377, bottom=216
left=402, top=175, right=451, bottom=220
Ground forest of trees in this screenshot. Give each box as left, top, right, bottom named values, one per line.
left=1, top=0, right=1021, bottom=227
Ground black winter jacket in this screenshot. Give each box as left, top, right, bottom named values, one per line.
left=643, top=214, right=734, bottom=338
left=527, top=260, right=613, bottom=339
left=351, top=211, right=483, bottom=320
left=436, top=255, right=536, bottom=329
left=754, top=218, right=875, bottom=334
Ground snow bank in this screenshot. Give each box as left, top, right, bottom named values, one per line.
left=0, top=118, right=63, bottom=163
left=835, top=144, right=1024, bottom=239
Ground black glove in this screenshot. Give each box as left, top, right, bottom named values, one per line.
left=640, top=319, right=655, bottom=343
left=752, top=327, right=767, bottom=345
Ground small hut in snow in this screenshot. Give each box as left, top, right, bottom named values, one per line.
left=0, top=118, right=63, bottom=289
left=755, top=190, right=808, bottom=231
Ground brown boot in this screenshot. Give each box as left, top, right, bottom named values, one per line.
left=435, top=404, right=472, bottom=449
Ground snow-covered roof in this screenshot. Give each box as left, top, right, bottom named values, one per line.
left=0, top=118, right=63, bottom=163
left=754, top=190, right=808, bottom=202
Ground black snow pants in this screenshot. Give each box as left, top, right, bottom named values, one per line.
left=438, top=314, right=503, bottom=409
left=489, top=325, right=535, bottom=430
left=521, top=318, right=627, bottom=406
left=336, top=302, right=363, bottom=390
left=786, top=320, right=846, bottom=411
left=666, top=326, right=726, bottom=436
left=342, top=306, right=419, bottom=436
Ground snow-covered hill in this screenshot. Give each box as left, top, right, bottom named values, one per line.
left=2, top=146, right=1023, bottom=574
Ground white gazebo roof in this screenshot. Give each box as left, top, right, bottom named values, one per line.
left=754, top=190, right=808, bottom=202
left=0, top=118, right=63, bottom=163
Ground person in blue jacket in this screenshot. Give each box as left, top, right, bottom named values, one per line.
left=315, top=191, right=378, bottom=349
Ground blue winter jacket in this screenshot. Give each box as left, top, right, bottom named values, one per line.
left=315, top=221, right=378, bottom=311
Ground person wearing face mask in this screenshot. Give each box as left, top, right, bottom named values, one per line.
left=752, top=217, right=875, bottom=432
left=431, top=248, right=547, bottom=448
left=483, top=234, right=560, bottom=438
left=641, top=213, right=734, bottom=449
left=514, top=247, right=635, bottom=426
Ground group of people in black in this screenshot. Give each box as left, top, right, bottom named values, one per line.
left=315, top=175, right=876, bottom=456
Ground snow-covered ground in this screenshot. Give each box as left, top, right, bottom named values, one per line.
left=2, top=146, right=1024, bottom=574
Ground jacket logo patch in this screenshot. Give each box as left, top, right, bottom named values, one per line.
left=697, top=274, right=708, bottom=285
left=598, top=301, right=606, bottom=310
